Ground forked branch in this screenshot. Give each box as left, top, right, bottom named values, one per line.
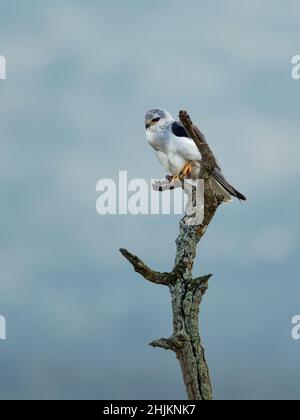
left=120, top=110, right=222, bottom=400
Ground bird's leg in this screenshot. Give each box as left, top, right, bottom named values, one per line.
left=179, top=162, right=193, bottom=180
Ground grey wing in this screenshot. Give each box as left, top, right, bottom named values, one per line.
left=172, top=121, right=246, bottom=201
left=212, top=167, right=246, bottom=201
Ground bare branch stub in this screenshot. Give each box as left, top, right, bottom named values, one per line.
left=119, top=110, right=224, bottom=401
left=119, top=248, right=176, bottom=286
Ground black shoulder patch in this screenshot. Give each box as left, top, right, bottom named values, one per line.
left=171, top=122, right=189, bottom=138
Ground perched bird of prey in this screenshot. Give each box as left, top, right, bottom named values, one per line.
left=145, top=108, right=246, bottom=202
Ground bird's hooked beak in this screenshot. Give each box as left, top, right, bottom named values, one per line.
left=145, top=120, right=153, bottom=129
left=145, top=118, right=160, bottom=129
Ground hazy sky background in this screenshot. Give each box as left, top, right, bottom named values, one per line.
left=0, top=0, right=299, bottom=400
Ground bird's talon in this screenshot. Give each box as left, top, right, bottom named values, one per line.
left=179, top=163, right=193, bottom=180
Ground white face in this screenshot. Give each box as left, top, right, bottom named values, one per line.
left=145, top=115, right=161, bottom=130
left=144, top=109, right=173, bottom=130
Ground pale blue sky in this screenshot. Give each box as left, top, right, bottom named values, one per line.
left=0, top=0, right=299, bottom=400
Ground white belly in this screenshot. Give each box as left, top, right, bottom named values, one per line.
left=155, top=151, right=200, bottom=177
left=146, top=126, right=202, bottom=177
left=155, top=151, right=185, bottom=175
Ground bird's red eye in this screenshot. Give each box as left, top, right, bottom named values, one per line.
left=152, top=117, right=160, bottom=123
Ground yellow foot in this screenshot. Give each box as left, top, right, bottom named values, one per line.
left=179, top=162, right=193, bottom=180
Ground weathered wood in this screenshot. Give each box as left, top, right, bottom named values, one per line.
left=120, top=111, right=223, bottom=400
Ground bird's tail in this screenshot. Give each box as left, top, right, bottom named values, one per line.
left=212, top=168, right=246, bottom=202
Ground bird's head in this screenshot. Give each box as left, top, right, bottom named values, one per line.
left=144, top=109, right=173, bottom=130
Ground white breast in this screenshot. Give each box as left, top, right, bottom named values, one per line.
left=146, top=124, right=202, bottom=177
left=155, top=150, right=187, bottom=175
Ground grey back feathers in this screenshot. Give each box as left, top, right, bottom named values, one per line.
left=171, top=121, right=246, bottom=201
left=171, top=121, right=246, bottom=200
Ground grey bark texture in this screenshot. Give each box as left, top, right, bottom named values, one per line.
left=120, top=111, right=223, bottom=401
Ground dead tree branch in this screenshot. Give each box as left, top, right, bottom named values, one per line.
left=120, top=110, right=223, bottom=400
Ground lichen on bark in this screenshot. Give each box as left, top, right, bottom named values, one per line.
left=120, top=110, right=223, bottom=400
